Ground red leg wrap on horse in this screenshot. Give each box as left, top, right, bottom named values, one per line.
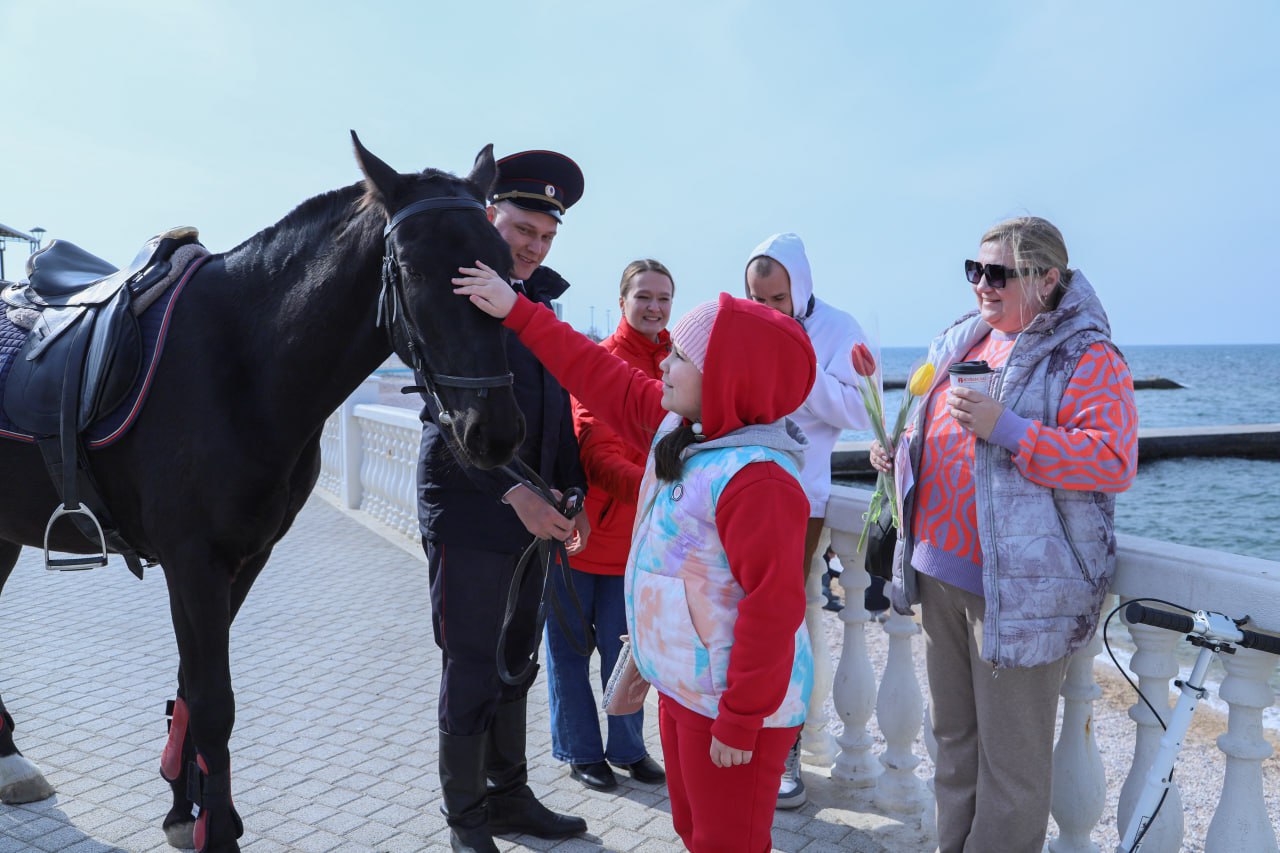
left=160, top=697, right=189, bottom=782
left=191, top=753, right=241, bottom=853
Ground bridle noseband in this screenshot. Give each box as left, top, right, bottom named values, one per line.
left=377, top=196, right=514, bottom=425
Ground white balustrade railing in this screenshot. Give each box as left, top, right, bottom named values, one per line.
left=320, top=385, right=1280, bottom=850
left=319, top=377, right=422, bottom=543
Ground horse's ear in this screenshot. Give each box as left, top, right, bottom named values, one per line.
left=351, top=130, right=402, bottom=208
left=467, top=144, right=498, bottom=200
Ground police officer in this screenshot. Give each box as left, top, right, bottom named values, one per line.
left=419, top=150, right=590, bottom=853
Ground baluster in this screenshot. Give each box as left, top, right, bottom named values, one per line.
left=358, top=422, right=379, bottom=519
left=800, top=526, right=836, bottom=768
left=389, top=429, right=408, bottom=535
left=341, top=383, right=378, bottom=508
left=1050, top=629, right=1107, bottom=853
left=1116, top=606, right=1185, bottom=853
left=1205, top=647, right=1278, bottom=853
left=364, top=423, right=391, bottom=525
left=380, top=424, right=398, bottom=527
left=874, top=604, right=926, bottom=814
left=396, top=429, right=416, bottom=537
left=828, top=528, right=881, bottom=787
left=319, top=412, right=340, bottom=493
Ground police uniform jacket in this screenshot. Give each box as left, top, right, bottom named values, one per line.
left=416, top=265, right=587, bottom=553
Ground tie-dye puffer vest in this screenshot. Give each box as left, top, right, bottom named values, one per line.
left=625, top=418, right=814, bottom=726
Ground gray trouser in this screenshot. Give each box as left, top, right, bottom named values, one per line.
left=919, top=574, right=1069, bottom=853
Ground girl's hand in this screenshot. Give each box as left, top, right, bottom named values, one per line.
left=869, top=439, right=894, bottom=473
left=452, top=260, right=517, bottom=319
left=947, top=387, right=1003, bottom=441
left=565, top=513, right=590, bottom=555
left=709, top=736, right=752, bottom=768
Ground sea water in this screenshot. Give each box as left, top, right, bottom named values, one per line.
left=839, top=343, right=1280, bottom=562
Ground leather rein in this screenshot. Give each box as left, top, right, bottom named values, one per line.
left=376, top=196, right=513, bottom=426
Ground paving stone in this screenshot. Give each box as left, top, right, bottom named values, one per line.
left=0, top=494, right=909, bottom=851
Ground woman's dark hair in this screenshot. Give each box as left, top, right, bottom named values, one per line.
left=654, top=423, right=699, bottom=482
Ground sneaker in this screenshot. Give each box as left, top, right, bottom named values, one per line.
left=775, top=739, right=806, bottom=809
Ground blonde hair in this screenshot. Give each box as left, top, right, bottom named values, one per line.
left=981, top=216, right=1073, bottom=309
left=619, top=258, right=675, bottom=298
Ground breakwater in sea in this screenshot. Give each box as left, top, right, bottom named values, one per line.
left=832, top=423, right=1280, bottom=478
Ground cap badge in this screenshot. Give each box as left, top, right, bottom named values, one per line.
left=545, top=184, right=556, bottom=198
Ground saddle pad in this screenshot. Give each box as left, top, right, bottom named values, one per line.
left=0, top=255, right=209, bottom=446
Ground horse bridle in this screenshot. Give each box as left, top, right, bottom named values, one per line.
left=381, top=198, right=594, bottom=677
left=377, top=196, right=514, bottom=426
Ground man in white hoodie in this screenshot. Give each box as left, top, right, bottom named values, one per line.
left=745, top=232, right=871, bottom=809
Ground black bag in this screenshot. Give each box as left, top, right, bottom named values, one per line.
left=864, top=513, right=897, bottom=583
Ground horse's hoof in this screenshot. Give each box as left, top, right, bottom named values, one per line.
left=165, top=820, right=195, bottom=850
left=0, top=753, right=55, bottom=803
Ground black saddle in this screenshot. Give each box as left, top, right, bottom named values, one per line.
left=1, top=228, right=203, bottom=575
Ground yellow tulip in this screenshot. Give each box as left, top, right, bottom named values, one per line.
left=908, top=363, right=936, bottom=397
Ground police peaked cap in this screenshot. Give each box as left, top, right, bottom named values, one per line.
left=490, top=150, right=584, bottom=221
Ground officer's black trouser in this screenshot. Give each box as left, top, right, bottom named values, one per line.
left=426, top=539, right=543, bottom=735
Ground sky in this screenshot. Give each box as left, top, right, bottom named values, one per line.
left=1, top=1, right=1276, bottom=347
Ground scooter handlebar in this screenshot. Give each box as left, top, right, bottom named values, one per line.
left=1124, top=602, right=1280, bottom=656
left=1124, top=602, right=1194, bottom=634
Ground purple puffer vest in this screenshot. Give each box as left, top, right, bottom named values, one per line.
left=891, top=272, right=1125, bottom=668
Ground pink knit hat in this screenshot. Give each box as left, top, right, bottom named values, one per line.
left=669, top=299, right=719, bottom=372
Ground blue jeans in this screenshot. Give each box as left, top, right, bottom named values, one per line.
left=545, top=569, right=647, bottom=765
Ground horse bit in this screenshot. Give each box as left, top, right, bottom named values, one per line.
left=377, top=196, right=513, bottom=425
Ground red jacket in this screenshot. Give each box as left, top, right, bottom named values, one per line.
left=570, top=319, right=670, bottom=574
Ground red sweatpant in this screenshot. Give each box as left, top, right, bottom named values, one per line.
left=658, top=694, right=799, bottom=853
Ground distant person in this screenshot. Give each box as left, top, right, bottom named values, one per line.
left=870, top=216, right=1137, bottom=852
left=548, top=260, right=673, bottom=791
left=744, top=232, right=870, bottom=809
left=454, top=265, right=816, bottom=853
left=419, top=150, right=590, bottom=852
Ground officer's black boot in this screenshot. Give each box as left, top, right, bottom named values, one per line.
left=486, top=697, right=587, bottom=839
left=439, top=730, right=499, bottom=853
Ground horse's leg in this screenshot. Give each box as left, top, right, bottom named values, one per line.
left=0, top=539, right=56, bottom=805
left=161, top=557, right=252, bottom=853
left=161, top=552, right=269, bottom=851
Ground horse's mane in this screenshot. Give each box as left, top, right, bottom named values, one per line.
left=226, top=167, right=470, bottom=269
left=226, top=183, right=368, bottom=260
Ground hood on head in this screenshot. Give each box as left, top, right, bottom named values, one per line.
left=699, top=293, right=816, bottom=440
left=745, top=232, right=814, bottom=320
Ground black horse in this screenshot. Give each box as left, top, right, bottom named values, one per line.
left=0, top=133, right=523, bottom=852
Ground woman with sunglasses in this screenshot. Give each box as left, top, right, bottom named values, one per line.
left=869, top=216, right=1138, bottom=852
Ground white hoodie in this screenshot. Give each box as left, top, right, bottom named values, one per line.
left=746, top=233, right=870, bottom=516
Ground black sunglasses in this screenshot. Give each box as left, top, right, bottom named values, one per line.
left=964, top=260, right=1044, bottom=289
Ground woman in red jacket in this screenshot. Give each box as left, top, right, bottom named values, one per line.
left=548, top=260, right=674, bottom=791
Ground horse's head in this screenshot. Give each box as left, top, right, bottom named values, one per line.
left=351, top=132, right=524, bottom=470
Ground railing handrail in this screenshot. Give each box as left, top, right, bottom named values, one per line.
left=826, top=484, right=1280, bottom=635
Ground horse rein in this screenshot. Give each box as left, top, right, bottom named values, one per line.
left=378, top=196, right=513, bottom=426
left=496, top=457, right=596, bottom=686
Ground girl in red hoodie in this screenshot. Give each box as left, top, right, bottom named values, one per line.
left=455, top=263, right=816, bottom=853
left=549, top=260, right=674, bottom=791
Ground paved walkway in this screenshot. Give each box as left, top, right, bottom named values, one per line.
left=0, top=495, right=929, bottom=852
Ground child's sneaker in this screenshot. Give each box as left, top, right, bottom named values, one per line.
left=775, top=739, right=806, bottom=809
